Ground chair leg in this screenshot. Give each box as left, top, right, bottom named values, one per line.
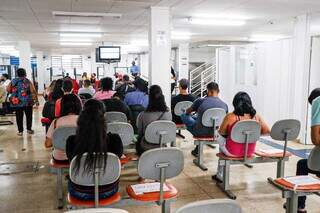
left=161, top=200, right=171, bottom=213
left=176, top=130, right=185, bottom=139
left=286, top=193, right=298, bottom=213
left=217, top=160, right=236, bottom=199
left=57, top=168, right=64, bottom=209
left=193, top=142, right=208, bottom=171
left=276, top=159, right=285, bottom=178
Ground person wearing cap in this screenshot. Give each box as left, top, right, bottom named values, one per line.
left=171, top=79, right=196, bottom=124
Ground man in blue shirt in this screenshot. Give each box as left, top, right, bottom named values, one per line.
left=130, top=61, right=140, bottom=77
left=181, top=82, right=228, bottom=156
left=124, top=78, right=148, bottom=108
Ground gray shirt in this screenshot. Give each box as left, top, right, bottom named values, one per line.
left=192, top=96, right=228, bottom=136
left=137, top=111, right=172, bottom=136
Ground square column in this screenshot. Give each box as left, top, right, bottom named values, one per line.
left=18, top=41, right=32, bottom=79
left=178, top=43, right=189, bottom=81
left=36, top=51, right=45, bottom=93
left=148, top=7, right=171, bottom=106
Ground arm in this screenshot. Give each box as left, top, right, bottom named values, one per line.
left=256, top=115, right=271, bottom=135
left=45, top=121, right=55, bottom=148
left=6, top=82, right=12, bottom=93
left=218, top=114, right=231, bottom=138
left=108, top=133, right=124, bottom=158
left=30, top=81, right=39, bottom=104
left=311, top=125, right=320, bottom=145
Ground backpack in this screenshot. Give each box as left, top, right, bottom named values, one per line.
left=9, top=78, right=33, bottom=108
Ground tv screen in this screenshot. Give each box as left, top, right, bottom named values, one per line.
left=99, top=46, right=121, bottom=61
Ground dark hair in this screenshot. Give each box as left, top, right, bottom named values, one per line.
left=146, top=85, right=168, bottom=112
left=60, top=94, right=82, bottom=116
left=83, top=79, right=91, bottom=87
left=133, top=78, right=148, bottom=93
left=51, top=79, right=64, bottom=100
left=308, top=88, right=320, bottom=104
left=179, top=79, right=189, bottom=90
left=100, top=77, right=113, bottom=91
left=207, top=82, right=219, bottom=93
left=123, top=75, right=130, bottom=82
left=73, top=99, right=108, bottom=174
left=233, top=92, right=256, bottom=118
left=82, top=72, right=87, bottom=78
left=113, top=92, right=124, bottom=100
left=2, top=73, right=9, bottom=80
left=62, top=79, right=73, bottom=93
left=17, top=68, right=26, bottom=77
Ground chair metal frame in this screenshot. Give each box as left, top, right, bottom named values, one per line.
left=193, top=108, right=226, bottom=171
left=51, top=126, right=77, bottom=209
left=215, top=120, right=291, bottom=199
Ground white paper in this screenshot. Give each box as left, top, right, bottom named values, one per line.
left=131, top=182, right=170, bottom=195
left=258, top=148, right=284, bottom=154
left=284, top=176, right=320, bottom=185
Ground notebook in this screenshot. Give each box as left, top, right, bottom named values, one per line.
left=131, top=182, right=170, bottom=195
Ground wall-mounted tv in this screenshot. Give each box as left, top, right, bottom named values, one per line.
left=98, top=46, right=121, bottom=62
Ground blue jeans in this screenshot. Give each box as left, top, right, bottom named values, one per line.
left=68, top=181, right=118, bottom=201
left=180, top=114, right=198, bottom=136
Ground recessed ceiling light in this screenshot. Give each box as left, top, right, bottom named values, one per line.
left=60, top=42, right=92, bottom=46
left=53, top=11, right=122, bottom=18
left=60, top=33, right=102, bottom=38
left=188, top=18, right=245, bottom=26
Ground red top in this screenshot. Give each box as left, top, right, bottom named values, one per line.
left=225, top=116, right=257, bottom=157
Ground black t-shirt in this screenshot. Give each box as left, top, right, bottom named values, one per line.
left=102, top=98, right=132, bottom=121
left=171, top=94, right=196, bottom=124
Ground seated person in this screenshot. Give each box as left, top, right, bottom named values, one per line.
left=93, top=77, right=115, bottom=100
left=78, top=79, right=95, bottom=97
left=218, top=92, right=270, bottom=158
left=66, top=99, right=123, bottom=200
left=0, top=79, right=7, bottom=115
left=171, top=78, right=196, bottom=124
left=181, top=82, right=228, bottom=156
left=124, top=78, right=149, bottom=108
left=55, top=79, right=74, bottom=118
left=45, top=94, right=82, bottom=163
left=136, top=85, right=172, bottom=155
left=115, top=75, right=135, bottom=98
left=102, top=92, right=132, bottom=122
left=295, top=88, right=320, bottom=213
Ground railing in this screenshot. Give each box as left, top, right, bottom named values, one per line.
left=190, top=59, right=217, bottom=97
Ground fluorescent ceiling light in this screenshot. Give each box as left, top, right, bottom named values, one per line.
left=60, top=33, right=102, bottom=38
left=249, top=34, right=287, bottom=42
left=60, top=38, right=93, bottom=42
left=188, top=18, right=245, bottom=26
left=60, top=42, right=92, bottom=46
left=193, top=14, right=250, bottom=20
left=53, top=11, right=122, bottom=18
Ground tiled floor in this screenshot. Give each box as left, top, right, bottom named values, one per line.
left=0, top=107, right=319, bottom=213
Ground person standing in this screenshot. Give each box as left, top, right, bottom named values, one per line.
left=7, top=68, right=39, bottom=136
left=130, top=61, right=140, bottom=78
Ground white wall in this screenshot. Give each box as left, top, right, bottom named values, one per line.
left=189, top=47, right=215, bottom=63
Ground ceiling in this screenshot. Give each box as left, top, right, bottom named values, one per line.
left=1, top=0, right=320, bottom=54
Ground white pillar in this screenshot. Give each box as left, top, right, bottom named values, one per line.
left=36, top=51, right=45, bottom=93
left=178, top=43, right=189, bottom=80
left=149, top=7, right=171, bottom=106
left=18, top=41, right=32, bottom=79
left=290, top=14, right=311, bottom=144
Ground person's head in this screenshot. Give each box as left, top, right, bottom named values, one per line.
left=91, top=73, right=96, bottom=78
left=308, top=88, right=320, bottom=104
left=60, top=94, right=82, bottom=116
left=66, top=73, right=70, bottom=77
left=62, top=79, right=73, bottom=94
left=51, top=79, right=64, bottom=100
left=133, top=78, right=148, bottom=93
left=17, top=68, right=26, bottom=78
left=82, top=72, right=87, bottom=78
left=206, top=82, right=220, bottom=97
left=99, top=77, right=113, bottom=91
left=48, top=80, right=57, bottom=91
left=83, top=79, right=91, bottom=88
left=179, top=78, right=189, bottom=93
left=132, top=61, right=135, bottom=66
left=1, top=73, right=9, bottom=80
left=73, top=99, right=107, bottom=174
left=123, top=75, right=130, bottom=82
left=146, top=85, right=168, bottom=112
left=112, top=92, right=124, bottom=100
left=233, top=92, right=256, bottom=118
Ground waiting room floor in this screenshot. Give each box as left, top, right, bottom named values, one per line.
left=0, top=108, right=319, bottom=213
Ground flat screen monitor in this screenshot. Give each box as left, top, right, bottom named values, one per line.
left=98, top=46, right=121, bottom=62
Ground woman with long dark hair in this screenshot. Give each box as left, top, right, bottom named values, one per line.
left=218, top=92, right=270, bottom=157
left=136, top=85, right=172, bottom=155
left=66, top=99, right=123, bottom=200
left=51, top=79, right=64, bottom=101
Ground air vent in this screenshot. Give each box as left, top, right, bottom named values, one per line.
left=52, top=11, right=122, bottom=19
